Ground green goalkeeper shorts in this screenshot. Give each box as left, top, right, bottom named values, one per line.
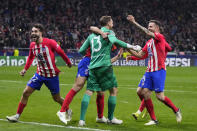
left=87, top=66, right=118, bottom=91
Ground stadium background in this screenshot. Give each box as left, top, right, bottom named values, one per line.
left=0, top=0, right=197, bottom=131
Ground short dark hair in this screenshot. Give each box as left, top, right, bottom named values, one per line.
left=99, top=16, right=112, bottom=26
left=32, top=23, right=44, bottom=33
left=149, top=20, right=164, bottom=33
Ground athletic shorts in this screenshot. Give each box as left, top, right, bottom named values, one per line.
left=87, top=66, right=118, bottom=91
left=76, top=56, right=91, bottom=78
left=27, top=73, right=60, bottom=95
left=138, top=74, right=146, bottom=88
left=141, top=69, right=166, bottom=92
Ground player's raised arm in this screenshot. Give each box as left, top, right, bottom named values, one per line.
left=127, top=49, right=146, bottom=58
left=111, top=48, right=123, bottom=63
left=127, top=15, right=155, bottom=38
left=126, top=52, right=148, bottom=61
left=108, top=34, right=141, bottom=51
left=79, top=36, right=90, bottom=55
left=90, top=26, right=108, bottom=39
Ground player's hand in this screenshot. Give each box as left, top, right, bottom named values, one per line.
left=132, top=45, right=142, bottom=51
left=20, top=69, right=26, bottom=76
left=67, top=63, right=72, bottom=68
left=117, top=48, right=123, bottom=58
left=127, top=15, right=135, bottom=23
left=101, top=32, right=109, bottom=39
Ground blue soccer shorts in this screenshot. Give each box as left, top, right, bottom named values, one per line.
left=76, top=56, right=91, bottom=78
left=138, top=74, right=146, bottom=88
left=141, top=69, right=166, bottom=92
left=27, top=73, right=60, bottom=95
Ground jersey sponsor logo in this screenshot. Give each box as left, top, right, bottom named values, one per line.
left=37, top=53, right=46, bottom=64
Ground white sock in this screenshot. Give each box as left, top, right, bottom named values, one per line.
left=16, top=114, right=20, bottom=119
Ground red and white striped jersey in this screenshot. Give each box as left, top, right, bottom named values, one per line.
left=142, top=33, right=167, bottom=72
left=24, top=38, right=71, bottom=77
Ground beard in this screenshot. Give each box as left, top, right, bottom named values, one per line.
left=148, top=29, right=154, bottom=33
left=30, top=34, right=39, bottom=42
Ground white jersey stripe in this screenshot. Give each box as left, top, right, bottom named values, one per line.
left=147, top=39, right=153, bottom=72
left=152, top=40, right=158, bottom=71
left=150, top=39, right=154, bottom=72
left=151, top=55, right=154, bottom=72
left=45, top=46, right=56, bottom=77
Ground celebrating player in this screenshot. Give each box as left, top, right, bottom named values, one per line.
left=78, top=16, right=141, bottom=126
left=127, top=42, right=172, bottom=120
left=57, top=38, right=123, bottom=125
left=6, top=23, right=72, bottom=122
left=127, top=15, right=182, bottom=125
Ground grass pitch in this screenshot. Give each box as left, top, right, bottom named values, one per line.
left=0, top=66, right=197, bottom=131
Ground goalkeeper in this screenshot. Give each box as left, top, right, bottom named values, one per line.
left=78, top=15, right=141, bottom=126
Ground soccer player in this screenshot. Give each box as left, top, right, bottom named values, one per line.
left=127, top=42, right=172, bottom=120
left=78, top=16, right=141, bottom=126
left=126, top=15, right=182, bottom=125
left=6, top=23, right=72, bottom=122
left=57, top=41, right=124, bottom=125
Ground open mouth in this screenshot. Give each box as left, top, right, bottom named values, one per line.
left=31, top=35, right=39, bottom=41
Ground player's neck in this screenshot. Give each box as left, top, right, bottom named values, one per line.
left=36, top=37, right=43, bottom=44
left=104, top=26, right=111, bottom=30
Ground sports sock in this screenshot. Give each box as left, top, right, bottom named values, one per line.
left=108, top=96, right=116, bottom=120
left=80, top=94, right=91, bottom=120
left=96, top=94, right=104, bottom=118
left=144, top=99, right=156, bottom=120
left=60, top=89, right=77, bottom=112
left=139, top=99, right=146, bottom=112
left=16, top=102, right=26, bottom=115
left=137, top=93, right=146, bottom=112
left=163, top=96, right=179, bottom=113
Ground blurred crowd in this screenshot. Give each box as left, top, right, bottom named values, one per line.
left=0, top=0, right=196, bottom=53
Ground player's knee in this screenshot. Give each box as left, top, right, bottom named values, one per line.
left=110, top=87, right=118, bottom=96
left=97, top=91, right=103, bottom=96
left=137, top=88, right=142, bottom=96
left=143, top=94, right=149, bottom=100
left=156, top=95, right=164, bottom=101
left=73, top=82, right=84, bottom=91
left=22, top=90, right=31, bottom=98
left=143, top=92, right=150, bottom=100
left=53, top=96, right=61, bottom=103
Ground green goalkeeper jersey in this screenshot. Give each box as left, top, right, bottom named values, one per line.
left=79, top=27, right=128, bottom=69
